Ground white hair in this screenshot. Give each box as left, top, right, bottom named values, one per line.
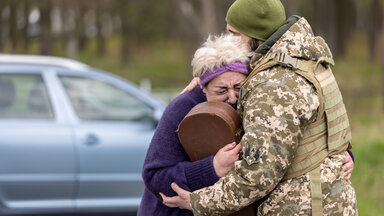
left=191, top=34, right=251, bottom=77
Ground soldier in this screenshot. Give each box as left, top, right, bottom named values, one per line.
left=161, top=0, right=357, bottom=215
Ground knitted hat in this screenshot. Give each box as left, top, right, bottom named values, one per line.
left=191, top=34, right=251, bottom=86
left=226, top=0, right=286, bottom=41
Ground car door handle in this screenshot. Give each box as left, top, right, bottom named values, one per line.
left=83, top=133, right=100, bottom=146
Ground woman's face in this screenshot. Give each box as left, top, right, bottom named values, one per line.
left=203, top=71, right=247, bottom=107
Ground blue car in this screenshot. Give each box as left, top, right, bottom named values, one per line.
left=0, top=54, right=165, bottom=215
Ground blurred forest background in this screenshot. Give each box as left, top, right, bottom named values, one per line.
left=0, top=0, right=383, bottom=215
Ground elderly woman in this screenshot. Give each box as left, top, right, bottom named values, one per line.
left=138, top=34, right=251, bottom=216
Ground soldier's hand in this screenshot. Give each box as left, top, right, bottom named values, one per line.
left=343, top=151, right=354, bottom=180
left=160, top=182, right=192, bottom=210
left=213, top=142, right=241, bottom=177
left=179, top=77, right=200, bottom=95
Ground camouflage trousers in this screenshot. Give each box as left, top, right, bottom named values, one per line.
left=257, top=154, right=357, bottom=215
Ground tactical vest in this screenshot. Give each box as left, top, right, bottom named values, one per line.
left=241, top=52, right=352, bottom=216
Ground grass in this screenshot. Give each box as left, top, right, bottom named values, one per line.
left=350, top=139, right=384, bottom=215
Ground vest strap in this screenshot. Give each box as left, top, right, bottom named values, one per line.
left=314, top=56, right=335, bottom=73
left=309, top=166, right=323, bottom=216
left=275, top=52, right=318, bottom=72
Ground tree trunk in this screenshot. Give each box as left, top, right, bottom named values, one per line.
left=314, top=0, right=336, bottom=54
left=62, top=0, right=79, bottom=59
left=382, top=0, right=384, bottom=110
left=334, top=0, right=356, bottom=57
left=215, top=0, right=236, bottom=31
left=369, top=0, right=379, bottom=62
left=9, top=1, right=18, bottom=53
left=22, top=1, right=31, bottom=52
left=172, top=0, right=204, bottom=37
left=96, top=0, right=106, bottom=56
left=119, top=0, right=132, bottom=64
left=171, top=0, right=204, bottom=63
left=77, top=1, right=88, bottom=52
left=39, top=0, right=53, bottom=55
left=0, top=1, right=4, bottom=52
left=59, top=0, right=67, bottom=55
left=201, top=0, right=219, bottom=37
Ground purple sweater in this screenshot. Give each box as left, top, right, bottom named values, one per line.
left=138, top=87, right=220, bottom=216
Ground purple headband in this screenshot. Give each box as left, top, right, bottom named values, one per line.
left=199, top=61, right=249, bottom=86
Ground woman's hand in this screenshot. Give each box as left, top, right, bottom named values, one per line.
left=213, top=142, right=241, bottom=177
left=179, top=77, right=200, bottom=95
left=160, top=182, right=192, bottom=210
left=343, top=151, right=354, bottom=180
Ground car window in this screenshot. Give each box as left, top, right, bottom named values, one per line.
left=0, top=74, right=54, bottom=119
left=59, top=75, right=154, bottom=122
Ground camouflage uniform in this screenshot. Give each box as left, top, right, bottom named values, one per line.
left=190, top=16, right=357, bottom=216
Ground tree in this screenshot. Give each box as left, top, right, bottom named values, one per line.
left=118, top=0, right=136, bottom=64
left=334, top=0, right=356, bottom=57
left=77, top=0, right=89, bottom=52
left=9, top=1, right=18, bottom=53
left=201, top=0, right=219, bottom=37
left=0, top=1, right=5, bottom=52
left=313, top=0, right=356, bottom=57
left=171, top=0, right=232, bottom=66
left=61, top=0, right=80, bottom=59
left=39, top=0, right=53, bottom=55
left=314, top=0, right=336, bottom=52
left=96, top=0, right=107, bottom=56
left=22, top=1, right=31, bottom=52
left=382, top=0, right=384, bottom=110
left=369, top=0, right=380, bottom=62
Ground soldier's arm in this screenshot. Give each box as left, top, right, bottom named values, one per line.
left=190, top=70, right=319, bottom=216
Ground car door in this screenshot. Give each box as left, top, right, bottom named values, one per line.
left=0, top=67, right=76, bottom=212
left=57, top=71, right=159, bottom=211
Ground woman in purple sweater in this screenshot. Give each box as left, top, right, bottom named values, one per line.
left=138, top=34, right=251, bottom=216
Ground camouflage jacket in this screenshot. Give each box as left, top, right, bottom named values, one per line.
left=190, top=16, right=357, bottom=216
